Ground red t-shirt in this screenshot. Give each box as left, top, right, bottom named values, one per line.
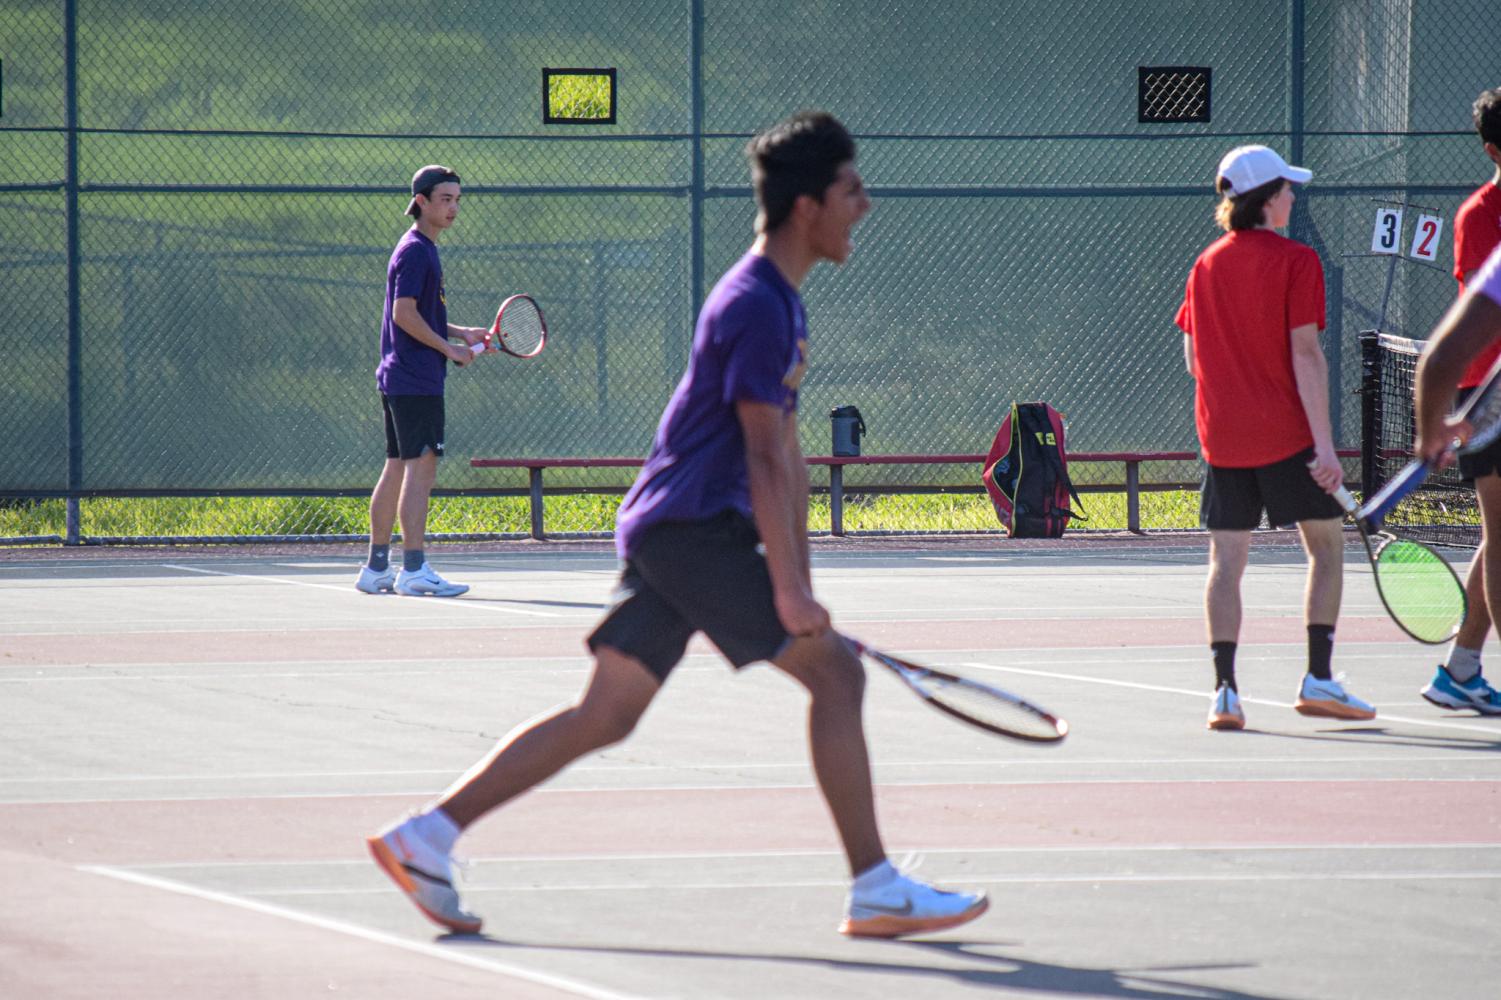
left=1455, top=183, right=1501, bottom=388
left=1175, top=229, right=1326, bottom=467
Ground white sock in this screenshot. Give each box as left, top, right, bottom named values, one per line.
left=852, top=859, right=898, bottom=893
left=412, top=807, right=461, bottom=854
left=1446, top=645, right=1483, bottom=684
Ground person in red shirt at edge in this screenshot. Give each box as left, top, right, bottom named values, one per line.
left=1419, top=87, right=1501, bottom=717
left=1176, top=145, right=1376, bottom=731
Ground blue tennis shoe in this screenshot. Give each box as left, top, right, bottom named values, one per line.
left=1422, top=666, right=1501, bottom=715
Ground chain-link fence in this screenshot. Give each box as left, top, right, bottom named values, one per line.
left=2, top=0, right=1494, bottom=543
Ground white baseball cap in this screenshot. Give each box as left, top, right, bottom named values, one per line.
left=1216, top=145, right=1312, bottom=195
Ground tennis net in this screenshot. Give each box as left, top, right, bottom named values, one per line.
left=1359, top=330, right=1480, bottom=547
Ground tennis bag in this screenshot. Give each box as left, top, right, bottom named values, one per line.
left=982, top=402, right=1087, bottom=538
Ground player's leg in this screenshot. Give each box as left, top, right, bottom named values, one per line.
left=1424, top=467, right=1501, bottom=714
left=1290, top=514, right=1373, bottom=718
left=367, top=567, right=682, bottom=933
left=770, top=633, right=883, bottom=873
left=356, top=398, right=403, bottom=593
left=1205, top=530, right=1250, bottom=729
left=388, top=395, right=467, bottom=597
left=1258, top=448, right=1375, bottom=720
left=437, top=647, right=662, bottom=828
left=770, top=629, right=988, bottom=938
left=1200, top=462, right=1261, bottom=729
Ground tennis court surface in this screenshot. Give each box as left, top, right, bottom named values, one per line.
left=3, top=534, right=1498, bottom=1000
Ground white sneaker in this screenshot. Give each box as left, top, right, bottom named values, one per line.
left=839, top=870, right=988, bottom=938
left=366, top=815, right=481, bottom=934
left=355, top=565, right=396, bottom=594
left=1294, top=673, right=1376, bottom=721
left=1206, top=684, right=1244, bottom=731
left=394, top=563, right=469, bottom=598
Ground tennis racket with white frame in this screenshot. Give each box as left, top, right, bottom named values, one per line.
left=845, top=637, right=1068, bottom=743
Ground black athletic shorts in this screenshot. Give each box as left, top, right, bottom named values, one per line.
left=586, top=511, right=792, bottom=681
left=1456, top=386, right=1501, bottom=481
left=382, top=394, right=445, bottom=460
left=1200, top=446, right=1343, bottom=530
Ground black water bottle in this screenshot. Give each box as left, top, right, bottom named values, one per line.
left=830, top=405, right=866, bottom=456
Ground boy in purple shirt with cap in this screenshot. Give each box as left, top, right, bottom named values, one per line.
left=367, top=113, right=989, bottom=939
left=355, top=165, right=490, bottom=598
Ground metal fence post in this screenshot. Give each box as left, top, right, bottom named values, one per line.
left=64, top=0, right=82, bottom=545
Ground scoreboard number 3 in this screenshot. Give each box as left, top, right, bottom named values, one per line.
left=1370, top=208, right=1403, bottom=254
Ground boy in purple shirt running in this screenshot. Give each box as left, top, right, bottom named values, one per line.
left=355, top=165, right=490, bottom=598
left=368, top=113, right=988, bottom=939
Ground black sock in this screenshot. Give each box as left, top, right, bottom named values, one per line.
left=367, top=543, right=390, bottom=572
left=403, top=548, right=425, bottom=572
left=1307, top=624, right=1335, bottom=681
left=1211, top=641, right=1238, bottom=692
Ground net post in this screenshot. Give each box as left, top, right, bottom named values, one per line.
left=1358, top=329, right=1381, bottom=500
left=528, top=466, right=545, bottom=539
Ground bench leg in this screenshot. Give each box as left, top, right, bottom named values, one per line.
left=529, top=468, right=545, bottom=540
left=1126, top=461, right=1142, bottom=535
left=830, top=466, right=844, bottom=537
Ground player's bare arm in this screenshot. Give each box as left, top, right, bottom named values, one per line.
left=740, top=398, right=828, bottom=636
left=1416, top=291, right=1501, bottom=461
left=393, top=297, right=473, bottom=366
left=1289, top=323, right=1340, bottom=493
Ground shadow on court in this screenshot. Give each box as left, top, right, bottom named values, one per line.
left=1225, top=725, right=1501, bottom=751
left=440, top=934, right=1285, bottom=1000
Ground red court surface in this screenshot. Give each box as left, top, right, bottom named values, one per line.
left=3, top=534, right=1499, bottom=999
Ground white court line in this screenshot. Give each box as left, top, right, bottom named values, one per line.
left=6, top=752, right=1496, bottom=785
left=961, top=661, right=1501, bottom=736
left=79, top=864, right=645, bottom=1000
left=8, top=775, right=1494, bottom=806
left=245, top=869, right=1501, bottom=897
left=111, top=842, right=1501, bottom=870
left=160, top=563, right=560, bottom=618
left=0, top=645, right=1441, bottom=681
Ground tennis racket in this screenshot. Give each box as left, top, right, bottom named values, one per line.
left=845, top=637, right=1068, bottom=743
left=1333, top=485, right=1465, bottom=644
left=470, top=293, right=547, bottom=359
left=1359, top=351, right=1501, bottom=525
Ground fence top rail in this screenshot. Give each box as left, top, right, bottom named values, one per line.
left=470, top=451, right=1227, bottom=470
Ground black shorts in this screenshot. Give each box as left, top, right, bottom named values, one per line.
left=382, top=394, right=444, bottom=460
left=586, top=511, right=791, bottom=681
left=1200, top=447, right=1343, bottom=530
left=1456, top=386, right=1501, bottom=481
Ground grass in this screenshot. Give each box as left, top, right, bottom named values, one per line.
left=0, top=489, right=1205, bottom=542
left=546, top=72, right=613, bottom=121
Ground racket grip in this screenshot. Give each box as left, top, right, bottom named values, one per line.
left=469, top=340, right=487, bottom=356
left=1308, top=460, right=1358, bottom=515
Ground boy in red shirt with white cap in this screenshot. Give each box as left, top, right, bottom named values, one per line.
left=1177, top=145, right=1376, bottom=731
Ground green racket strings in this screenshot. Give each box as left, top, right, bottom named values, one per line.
left=1374, top=540, right=1465, bottom=643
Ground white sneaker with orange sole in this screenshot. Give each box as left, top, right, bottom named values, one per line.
left=367, top=815, right=481, bottom=934
left=839, top=871, right=988, bottom=938
left=1294, top=673, right=1375, bottom=721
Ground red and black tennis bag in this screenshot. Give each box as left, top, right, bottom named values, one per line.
left=982, top=402, right=1087, bottom=538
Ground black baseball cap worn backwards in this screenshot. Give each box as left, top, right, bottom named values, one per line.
left=405, top=165, right=461, bottom=217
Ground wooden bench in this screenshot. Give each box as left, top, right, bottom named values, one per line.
left=471, top=452, right=1220, bottom=538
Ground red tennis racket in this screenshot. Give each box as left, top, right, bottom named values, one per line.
left=470, top=294, right=547, bottom=359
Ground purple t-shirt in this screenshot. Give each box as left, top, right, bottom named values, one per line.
left=614, top=252, right=808, bottom=558
left=376, top=229, right=449, bottom=396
